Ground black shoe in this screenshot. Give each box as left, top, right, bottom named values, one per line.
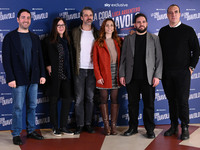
left=180, top=127, right=189, bottom=140
left=52, top=128, right=62, bottom=136
left=164, top=126, right=178, bottom=136
left=85, top=125, right=95, bottom=133
left=60, top=128, right=74, bottom=135
left=13, top=136, right=23, bottom=145
left=27, top=131, right=44, bottom=140
left=123, top=127, right=138, bottom=136
left=146, top=131, right=155, bottom=139
left=74, top=126, right=83, bottom=135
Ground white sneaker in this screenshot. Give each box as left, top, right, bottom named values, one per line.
left=52, top=129, right=62, bottom=136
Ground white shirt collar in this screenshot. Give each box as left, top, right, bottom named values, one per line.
left=169, top=21, right=181, bottom=28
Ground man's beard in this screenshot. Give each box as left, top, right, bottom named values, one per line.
left=136, top=26, right=147, bottom=33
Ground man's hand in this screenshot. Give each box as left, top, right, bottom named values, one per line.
left=152, top=77, right=159, bottom=87
left=40, top=77, right=46, bottom=84
left=120, top=77, right=126, bottom=86
left=8, top=80, right=16, bottom=88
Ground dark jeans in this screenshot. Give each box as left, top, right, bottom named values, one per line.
left=162, top=68, right=191, bottom=128
left=74, top=69, right=96, bottom=127
left=126, top=79, right=155, bottom=131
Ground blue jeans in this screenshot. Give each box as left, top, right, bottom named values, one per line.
left=11, top=84, right=38, bottom=137
left=74, top=69, right=96, bottom=126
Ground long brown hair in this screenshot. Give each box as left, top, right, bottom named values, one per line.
left=49, top=17, right=70, bottom=44
left=97, top=18, right=121, bottom=47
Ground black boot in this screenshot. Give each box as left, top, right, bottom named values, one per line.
left=164, top=125, right=178, bottom=136
left=180, top=127, right=189, bottom=140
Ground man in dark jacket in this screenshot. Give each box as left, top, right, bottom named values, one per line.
left=2, top=9, right=46, bottom=145
left=119, top=13, right=163, bottom=139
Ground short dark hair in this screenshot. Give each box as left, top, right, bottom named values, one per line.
left=134, top=13, right=147, bottom=23
left=167, top=4, right=181, bottom=13
left=80, top=7, right=94, bottom=17
left=17, top=8, right=31, bottom=18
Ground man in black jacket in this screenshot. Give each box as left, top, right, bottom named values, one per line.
left=2, top=9, right=46, bottom=145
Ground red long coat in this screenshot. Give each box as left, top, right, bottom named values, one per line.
left=93, top=39, right=121, bottom=88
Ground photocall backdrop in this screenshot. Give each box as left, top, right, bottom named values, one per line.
left=0, top=0, right=200, bottom=130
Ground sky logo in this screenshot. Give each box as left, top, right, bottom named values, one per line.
left=104, top=3, right=128, bottom=7
left=104, top=3, right=110, bottom=7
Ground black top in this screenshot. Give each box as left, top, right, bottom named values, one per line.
left=58, top=37, right=71, bottom=80
left=132, top=33, right=148, bottom=80
left=42, top=36, right=74, bottom=98
left=159, top=23, right=200, bottom=72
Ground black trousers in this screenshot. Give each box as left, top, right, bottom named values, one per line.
left=49, top=79, right=73, bottom=129
left=126, top=79, right=155, bottom=131
left=162, top=68, right=191, bottom=128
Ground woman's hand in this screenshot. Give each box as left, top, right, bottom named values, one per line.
left=97, top=78, right=104, bottom=85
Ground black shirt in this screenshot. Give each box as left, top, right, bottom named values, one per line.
left=132, top=33, right=148, bottom=80
left=19, top=32, right=32, bottom=78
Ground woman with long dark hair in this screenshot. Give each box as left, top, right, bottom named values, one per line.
left=93, top=18, right=121, bottom=135
left=43, top=17, right=74, bottom=136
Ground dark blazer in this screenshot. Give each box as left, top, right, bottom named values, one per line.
left=93, top=40, right=121, bottom=88
left=119, top=32, right=163, bottom=85
left=43, top=37, right=74, bottom=97
left=2, top=29, right=45, bottom=86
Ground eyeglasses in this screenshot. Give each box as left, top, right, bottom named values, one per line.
left=57, top=24, right=65, bottom=28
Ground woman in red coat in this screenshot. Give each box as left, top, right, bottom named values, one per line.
left=93, top=18, right=121, bottom=135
